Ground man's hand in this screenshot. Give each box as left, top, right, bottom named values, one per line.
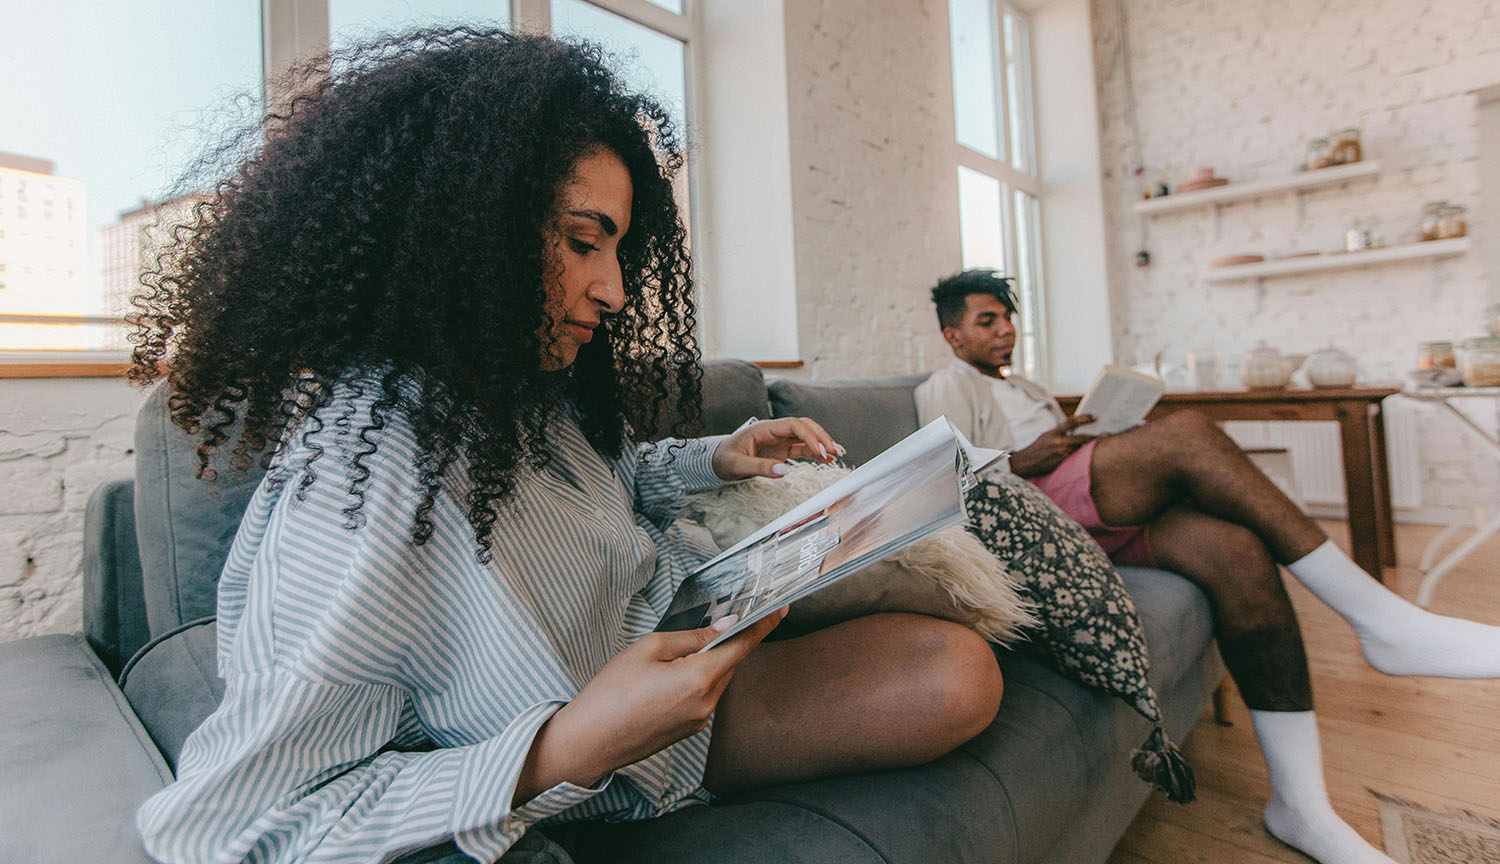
left=1008, top=414, right=1097, bottom=478
left=711, top=417, right=843, bottom=481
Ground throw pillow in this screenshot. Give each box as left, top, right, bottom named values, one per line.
left=965, top=471, right=1194, bottom=803
left=682, top=461, right=1037, bottom=645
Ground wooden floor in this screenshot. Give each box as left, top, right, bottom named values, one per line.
left=1106, top=520, right=1500, bottom=864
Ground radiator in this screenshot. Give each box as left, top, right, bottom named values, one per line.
left=1223, top=402, right=1422, bottom=514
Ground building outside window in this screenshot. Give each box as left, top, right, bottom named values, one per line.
left=949, top=0, right=1046, bottom=381
left=0, top=0, right=696, bottom=358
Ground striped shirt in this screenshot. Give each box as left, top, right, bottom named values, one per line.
left=137, top=373, right=729, bottom=863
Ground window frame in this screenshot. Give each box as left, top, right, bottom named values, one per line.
left=1, top=0, right=702, bottom=374
left=950, top=1, right=1047, bottom=382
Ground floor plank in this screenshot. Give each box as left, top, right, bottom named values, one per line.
left=1106, top=520, right=1500, bottom=864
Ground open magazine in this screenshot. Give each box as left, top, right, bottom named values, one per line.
left=656, top=418, right=1007, bottom=650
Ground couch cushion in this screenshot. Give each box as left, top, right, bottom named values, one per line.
left=767, top=375, right=928, bottom=464
left=84, top=476, right=151, bottom=676
left=0, top=634, right=169, bottom=864
left=119, top=618, right=223, bottom=772
left=701, top=359, right=771, bottom=435
left=134, top=386, right=264, bottom=636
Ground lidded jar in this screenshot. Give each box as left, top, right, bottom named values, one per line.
left=1461, top=336, right=1500, bottom=387
left=1305, top=346, right=1359, bottom=389
left=1330, top=127, right=1362, bottom=165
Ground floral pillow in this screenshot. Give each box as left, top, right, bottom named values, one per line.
left=965, top=471, right=1195, bottom=803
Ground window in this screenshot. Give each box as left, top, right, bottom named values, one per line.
left=331, top=0, right=511, bottom=51
left=1, top=0, right=697, bottom=358
left=0, top=3, right=261, bottom=354
left=949, top=1, right=1045, bottom=380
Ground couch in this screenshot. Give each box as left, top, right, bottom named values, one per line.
left=0, top=360, right=1223, bottom=864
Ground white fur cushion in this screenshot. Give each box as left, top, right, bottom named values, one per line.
left=683, top=462, right=1037, bottom=644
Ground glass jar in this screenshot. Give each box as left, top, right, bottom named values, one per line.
left=1417, top=341, right=1455, bottom=369
left=1330, top=127, right=1362, bottom=165
left=1420, top=201, right=1447, bottom=241
left=1306, top=137, right=1333, bottom=171
left=1438, top=204, right=1468, bottom=239
left=1461, top=337, right=1500, bottom=387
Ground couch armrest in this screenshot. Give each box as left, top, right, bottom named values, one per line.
left=84, top=477, right=150, bottom=676
left=0, top=634, right=170, bottom=864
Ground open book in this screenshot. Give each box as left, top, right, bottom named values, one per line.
left=1073, top=364, right=1166, bottom=435
left=656, top=418, right=1007, bottom=651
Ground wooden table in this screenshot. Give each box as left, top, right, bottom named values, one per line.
left=1056, top=387, right=1399, bottom=580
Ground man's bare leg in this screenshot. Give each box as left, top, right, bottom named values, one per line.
left=1088, top=410, right=1323, bottom=562
left=702, top=613, right=1002, bottom=794
left=1149, top=507, right=1395, bottom=864
left=1084, top=409, right=1500, bottom=679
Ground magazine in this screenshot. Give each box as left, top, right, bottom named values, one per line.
left=656, top=417, right=1007, bottom=650
left=1072, top=364, right=1166, bottom=435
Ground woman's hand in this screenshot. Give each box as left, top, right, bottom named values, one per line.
left=514, top=611, right=787, bottom=805
left=711, top=417, right=844, bottom=481
left=1007, top=414, right=1097, bottom=478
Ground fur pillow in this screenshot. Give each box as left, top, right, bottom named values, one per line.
left=682, top=461, right=1036, bottom=644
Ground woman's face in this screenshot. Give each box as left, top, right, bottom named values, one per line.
left=540, top=148, right=633, bottom=370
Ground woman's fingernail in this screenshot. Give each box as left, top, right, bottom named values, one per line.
left=818, top=443, right=829, bottom=460
left=771, top=463, right=788, bottom=476
left=711, top=614, right=740, bottom=632
left=834, top=444, right=847, bottom=456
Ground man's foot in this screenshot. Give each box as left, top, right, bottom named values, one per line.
left=1287, top=540, right=1500, bottom=678
left=1264, top=798, right=1395, bottom=864
left=1355, top=611, right=1500, bottom=679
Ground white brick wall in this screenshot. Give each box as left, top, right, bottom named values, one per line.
left=0, top=377, right=142, bottom=642
left=1091, top=0, right=1500, bottom=514
left=784, top=0, right=961, bottom=379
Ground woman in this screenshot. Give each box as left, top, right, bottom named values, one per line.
left=131, top=29, right=1004, bottom=863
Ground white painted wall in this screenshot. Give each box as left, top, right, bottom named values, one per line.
left=0, top=377, right=142, bottom=642
left=695, top=0, right=801, bottom=362
left=1031, top=0, right=1114, bottom=391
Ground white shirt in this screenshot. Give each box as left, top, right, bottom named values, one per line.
left=914, top=357, right=1066, bottom=458
left=987, top=375, right=1059, bottom=450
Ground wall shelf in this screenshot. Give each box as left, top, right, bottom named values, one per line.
left=1134, top=161, right=1381, bottom=215
left=1203, top=237, right=1471, bottom=282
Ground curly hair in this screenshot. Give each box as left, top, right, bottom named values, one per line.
left=129, top=27, right=702, bottom=559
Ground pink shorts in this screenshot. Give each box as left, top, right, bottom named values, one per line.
left=1028, top=438, right=1156, bottom=567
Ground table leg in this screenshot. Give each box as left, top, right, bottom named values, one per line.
left=1367, top=402, right=1397, bottom=566
left=1336, top=403, right=1384, bottom=581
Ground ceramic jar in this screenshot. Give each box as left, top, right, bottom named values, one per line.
left=1239, top=344, right=1301, bottom=390
left=1305, top=347, right=1359, bottom=389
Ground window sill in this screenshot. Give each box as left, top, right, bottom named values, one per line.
left=0, top=351, right=132, bottom=379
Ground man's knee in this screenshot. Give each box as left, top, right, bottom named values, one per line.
left=1153, top=409, right=1228, bottom=444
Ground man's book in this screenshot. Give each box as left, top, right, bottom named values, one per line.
left=1073, top=364, right=1166, bottom=436
left=656, top=418, right=1006, bottom=650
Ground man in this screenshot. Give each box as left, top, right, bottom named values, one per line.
left=916, top=269, right=1500, bottom=864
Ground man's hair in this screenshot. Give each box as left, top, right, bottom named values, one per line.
left=930, top=269, right=1017, bottom=329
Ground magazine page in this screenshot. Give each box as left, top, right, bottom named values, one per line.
left=657, top=418, right=1004, bottom=650
left=1073, top=364, right=1166, bottom=435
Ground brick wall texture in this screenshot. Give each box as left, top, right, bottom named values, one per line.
left=1091, top=0, right=1500, bottom=516
left=0, top=378, right=141, bottom=642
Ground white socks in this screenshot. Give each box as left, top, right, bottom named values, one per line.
left=1286, top=540, right=1500, bottom=678
left=1250, top=710, right=1395, bottom=864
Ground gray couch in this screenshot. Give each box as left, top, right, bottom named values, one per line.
left=0, top=360, right=1223, bottom=864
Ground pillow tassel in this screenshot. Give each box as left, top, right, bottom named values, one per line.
left=1130, top=725, right=1196, bottom=804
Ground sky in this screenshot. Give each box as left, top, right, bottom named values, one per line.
left=1, top=0, right=685, bottom=317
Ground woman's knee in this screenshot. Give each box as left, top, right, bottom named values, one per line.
left=893, top=615, right=1004, bottom=745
